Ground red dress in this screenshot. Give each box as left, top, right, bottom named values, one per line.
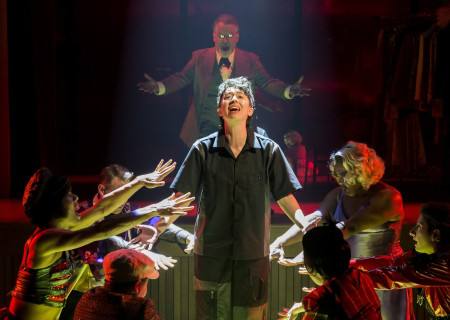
left=350, top=251, right=450, bottom=317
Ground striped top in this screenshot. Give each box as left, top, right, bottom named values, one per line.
left=302, top=268, right=382, bottom=320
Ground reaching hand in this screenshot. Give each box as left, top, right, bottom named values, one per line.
left=184, top=234, right=195, bottom=254
left=136, top=160, right=177, bottom=189
left=269, top=241, right=285, bottom=261
left=128, top=224, right=158, bottom=251
left=137, top=73, right=160, bottom=94
left=278, top=251, right=304, bottom=266
left=141, top=250, right=177, bottom=270
left=152, top=192, right=195, bottom=217
left=278, top=302, right=305, bottom=320
left=289, top=76, right=312, bottom=98
left=298, top=266, right=308, bottom=275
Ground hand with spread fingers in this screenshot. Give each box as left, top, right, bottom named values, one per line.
left=289, top=76, right=312, bottom=98
left=142, top=250, right=177, bottom=270
left=136, top=159, right=177, bottom=189
left=278, top=302, right=305, bottom=320
left=128, top=224, right=158, bottom=251
left=136, top=192, right=195, bottom=217
left=137, top=73, right=160, bottom=94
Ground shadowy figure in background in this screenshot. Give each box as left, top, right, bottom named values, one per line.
left=137, top=14, right=310, bottom=146
left=270, top=141, right=414, bottom=320
left=279, top=224, right=382, bottom=320
left=283, top=130, right=307, bottom=186
left=60, top=163, right=195, bottom=320
left=351, top=202, right=450, bottom=318
left=170, top=77, right=310, bottom=319
left=1, top=163, right=193, bottom=320
left=74, top=249, right=163, bottom=320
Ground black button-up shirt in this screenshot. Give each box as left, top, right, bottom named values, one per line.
left=171, top=130, right=301, bottom=259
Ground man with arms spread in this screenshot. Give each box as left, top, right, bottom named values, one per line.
left=138, top=14, right=310, bottom=146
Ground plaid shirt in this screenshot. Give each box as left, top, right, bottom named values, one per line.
left=302, top=268, right=382, bottom=320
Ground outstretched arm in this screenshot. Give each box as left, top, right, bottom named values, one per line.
left=342, top=188, right=404, bottom=239
left=278, top=302, right=305, bottom=320
left=73, top=159, right=176, bottom=231
left=137, top=73, right=161, bottom=94
left=288, top=76, right=312, bottom=98
left=35, top=193, right=195, bottom=257
left=367, top=255, right=450, bottom=289
left=270, top=188, right=340, bottom=263
left=271, top=194, right=321, bottom=262
left=277, top=194, right=308, bottom=229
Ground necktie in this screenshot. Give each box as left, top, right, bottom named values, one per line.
left=219, top=58, right=231, bottom=81
left=219, top=57, right=231, bottom=68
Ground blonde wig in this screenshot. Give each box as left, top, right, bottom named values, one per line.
left=329, top=141, right=385, bottom=190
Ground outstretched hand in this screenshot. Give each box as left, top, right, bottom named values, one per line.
left=128, top=224, right=158, bottom=251
left=136, top=160, right=176, bottom=189
left=269, top=241, right=285, bottom=262
left=298, top=267, right=317, bottom=292
left=137, top=73, right=160, bottom=94
left=278, top=251, right=304, bottom=266
left=289, top=76, right=311, bottom=98
left=184, top=234, right=195, bottom=254
left=278, top=302, right=305, bottom=320
left=153, top=192, right=195, bottom=217
left=141, top=250, right=177, bottom=270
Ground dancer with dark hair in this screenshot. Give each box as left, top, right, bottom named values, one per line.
left=0, top=161, right=194, bottom=320
left=170, top=76, right=308, bottom=319
left=271, top=141, right=414, bottom=320
left=279, top=224, right=382, bottom=320
left=351, top=203, right=450, bottom=318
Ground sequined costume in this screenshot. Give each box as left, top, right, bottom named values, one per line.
left=10, top=229, right=81, bottom=308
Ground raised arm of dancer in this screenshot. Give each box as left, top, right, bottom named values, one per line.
left=34, top=193, right=194, bottom=258
left=73, top=160, right=176, bottom=230
left=342, top=188, right=404, bottom=239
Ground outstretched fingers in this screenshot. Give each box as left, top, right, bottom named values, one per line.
left=154, top=159, right=176, bottom=180
left=144, top=73, right=154, bottom=81
left=173, top=192, right=195, bottom=205
left=298, top=266, right=308, bottom=274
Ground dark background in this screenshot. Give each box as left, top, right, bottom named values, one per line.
left=2, top=0, right=449, bottom=200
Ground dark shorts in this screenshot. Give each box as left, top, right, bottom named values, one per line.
left=194, top=255, right=269, bottom=319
